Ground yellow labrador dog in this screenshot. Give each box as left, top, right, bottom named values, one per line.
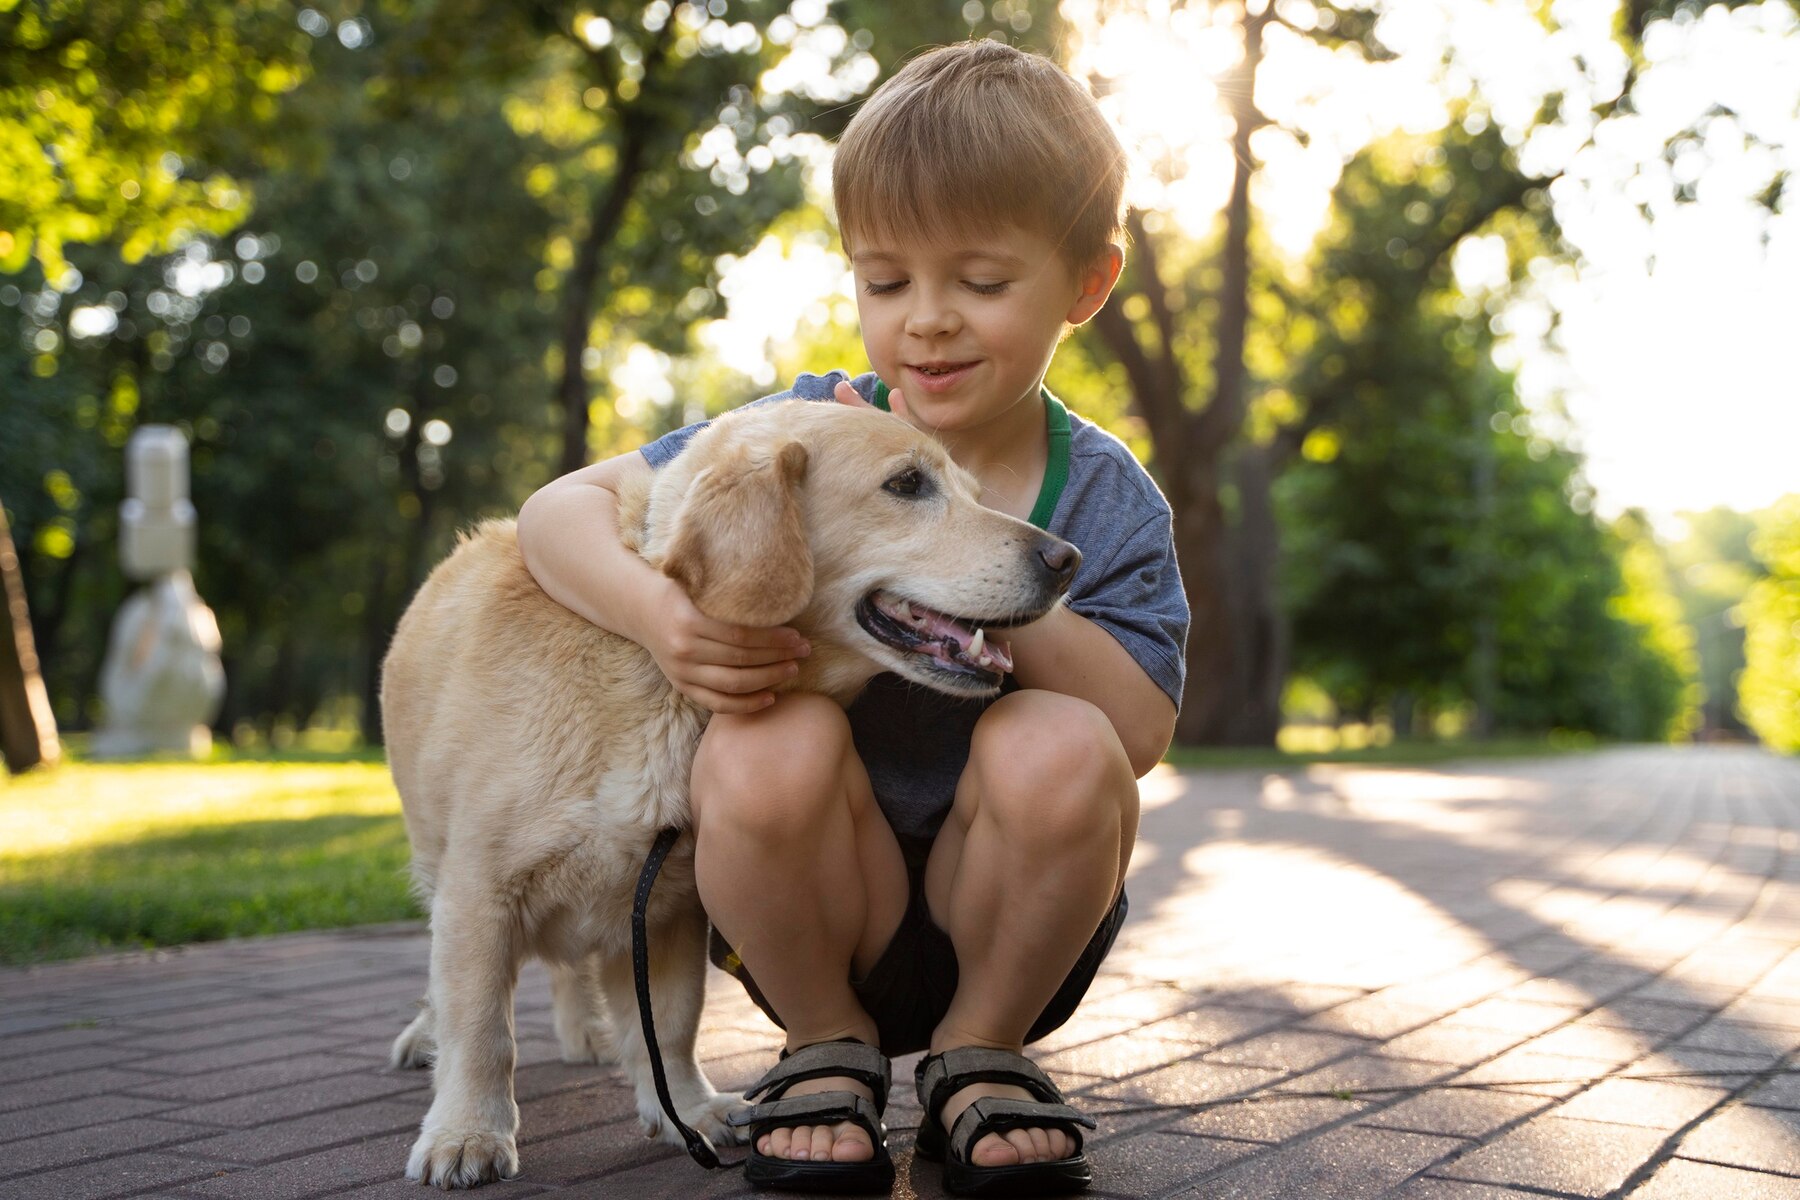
left=380, top=400, right=1079, bottom=1188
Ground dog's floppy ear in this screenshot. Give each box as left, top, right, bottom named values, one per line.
left=663, top=440, right=813, bottom=626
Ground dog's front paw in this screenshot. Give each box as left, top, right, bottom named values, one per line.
left=636, top=1089, right=744, bottom=1149
left=406, top=1127, right=519, bottom=1189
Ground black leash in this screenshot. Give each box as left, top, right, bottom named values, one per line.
left=632, top=825, right=726, bottom=1169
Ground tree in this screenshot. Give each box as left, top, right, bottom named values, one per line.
left=1076, top=0, right=1791, bottom=744
left=0, top=0, right=316, bottom=276
left=1739, top=494, right=1800, bottom=753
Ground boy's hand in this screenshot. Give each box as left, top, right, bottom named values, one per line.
left=642, top=574, right=810, bottom=714
left=833, top=380, right=911, bottom=421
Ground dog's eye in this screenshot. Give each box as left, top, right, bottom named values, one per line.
left=883, top=468, right=927, bottom=497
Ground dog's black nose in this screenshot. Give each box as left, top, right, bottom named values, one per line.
left=1036, top=538, right=1080, bottom=594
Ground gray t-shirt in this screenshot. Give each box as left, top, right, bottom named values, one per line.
left=640, top=370, right=1189, bottom=855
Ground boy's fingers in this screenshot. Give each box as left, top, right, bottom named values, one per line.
left=691, top=618, right=808, bottom=654
left=887, top=387, right=910, bottom=420
left=833, top=380, right=871, bottom=408
left=694, top=639, right=805, bottom=668
left=683, top=685, right=775, bottom=715
left=688, top=662, right=800, bottom=694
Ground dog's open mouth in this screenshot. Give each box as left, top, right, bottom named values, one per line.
left=856, top=589, right=1017, bottom=684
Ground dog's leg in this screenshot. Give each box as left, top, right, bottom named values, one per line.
left=599, top=906, right=742, bottom=1148
left=406, top=890, right=523, bottom=1189
left=390, top=997, right=436, bottom=1069
left=549, top=953, right=614, bottom=1064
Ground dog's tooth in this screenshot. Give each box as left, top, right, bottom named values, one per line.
left=968, top=628, right=985, bottom=658
left=977, top=653, right=993, bottom=668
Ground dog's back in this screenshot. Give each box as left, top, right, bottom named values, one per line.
left=381, top=519, right=690, bottom=911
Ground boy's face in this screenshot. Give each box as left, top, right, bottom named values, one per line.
left=848, top=222, right=1119, bottom=437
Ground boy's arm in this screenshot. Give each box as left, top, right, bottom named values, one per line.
left=1003, top=606, right=1177, bottom=778
left=516, top=452, right=809, bottom=714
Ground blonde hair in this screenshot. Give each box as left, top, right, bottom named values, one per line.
left=832, top=41, right=1126, bottom=271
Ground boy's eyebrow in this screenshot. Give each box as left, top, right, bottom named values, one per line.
left=851, top=249, right=1028, bottom=269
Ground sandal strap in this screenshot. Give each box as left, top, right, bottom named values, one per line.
left=915, top=1047, right=1063, bottom=1117
left=947, top=1096, right=1096, bottom=1163
left=743, top=1039, right=892, bottom=1111
left=727, top=1090, right=885, bottom=1140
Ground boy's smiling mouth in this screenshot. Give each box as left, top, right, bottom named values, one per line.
left=905, top=361, right=980, bottom=392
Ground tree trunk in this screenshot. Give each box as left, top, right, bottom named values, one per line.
left=0, top=503, right=61, bottom=771
left=554, top=117, right=651, bottom=477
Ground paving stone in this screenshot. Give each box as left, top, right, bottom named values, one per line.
left=178, top=1130, right=415, bottom=1198
left=1635, top=1157, right=1800, bottom=1198
left=1085, top=1130, right=1260, bottom=1196
left=158, top=1068, right=427, bottom=1127
left=120, top=1052, right=379, bottom=1103
left=1133, top=1006, right=1293, bottom=1049
left=0, top=1092, right=179, bottom=1142
left=1436, top=1115, right=1671, bottom=1195
left=1381, top=1022, right=1532, bottom=1066
left=1674, top=1103, right=1800, bottom=1176
left=0, top=1021, right=127, bottom=1060
left=0, top=1151, right=218, bottom=1199
left=1273, top=1054, right=1452, bottom=1101
left=1174, top=1126, right=1464, bottom=1198
left=1391, top=1181, right=1546, bottom=1198
left=1038, top=1036, right=1206, bottom=1079
left=1453, top=1050, right=1614, bottom=1098
left=0, top=1117, right=216, bottom=1176
left=125, top=1032, right=351, bottom=1076
left=1200, top=1030, right=1372, bottom=1073
left=174, top=1099, right=425, bottom=1165
left=1166, top=1095, right=1370, bottom=1143
left=1358, top=1088, right=1548, bottom=1139
left=0, top=1066, right=170, bottom=1113
left=1086, top=1060, right=1286, bottom=1109
left=1554, top=1078, right=1730, bottom=1130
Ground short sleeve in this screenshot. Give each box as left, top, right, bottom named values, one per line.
left=1066, top=510, right=1188, bottom=710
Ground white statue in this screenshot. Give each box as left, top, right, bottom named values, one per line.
left=90, top=427, right=225, bottom=757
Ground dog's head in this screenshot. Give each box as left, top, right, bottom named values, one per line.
left=636, top=401, right=1078, bottom=702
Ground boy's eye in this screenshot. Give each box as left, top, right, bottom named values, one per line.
left=863, top=280, right=906, bottom=296
left=965, top=281, right=1009, bottom=295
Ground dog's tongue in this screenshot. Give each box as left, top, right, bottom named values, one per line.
left=879, top=593, right=1014, bottom=673
left=908, top=602, right=1013, bottom=673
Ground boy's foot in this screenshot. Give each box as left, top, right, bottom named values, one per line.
left=914, top=1047, right=1096, bottom=1194
left=938, top=1081, right=1074, bottom=1165
left=733, top=1040, right=895, bottom=1193
left=752, top=1074, right=877, bottom=1163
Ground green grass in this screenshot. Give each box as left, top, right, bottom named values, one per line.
left=0, top=753, right=418, bottom=966
left=1162, top=735, right=1599, bottom=771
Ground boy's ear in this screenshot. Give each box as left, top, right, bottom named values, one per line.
left=1065, top=244, right=1125, bottom=327
left=663, top=440, right=814, bottom=627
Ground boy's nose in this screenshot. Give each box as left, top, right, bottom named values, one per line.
left=904, top=300, right=962, bottom=339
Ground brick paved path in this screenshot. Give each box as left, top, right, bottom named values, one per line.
left=4, top=746, right=1799, bottom=1199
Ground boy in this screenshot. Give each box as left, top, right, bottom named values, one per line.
left=518, top=40, right=1186, bottom=1196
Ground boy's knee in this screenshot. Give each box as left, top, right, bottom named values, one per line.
left=968, top=691, right=1134, bottom=841
left=691, top=693, right=852, bottom=833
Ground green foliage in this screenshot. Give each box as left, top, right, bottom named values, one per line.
left=0, top=0, right=317, bottom=275
left=1739, top=495, right=1800, bottom=753
left=1278, top=124, right=1695, bottom=742
left=1668, top=507, right=1761, bottom=735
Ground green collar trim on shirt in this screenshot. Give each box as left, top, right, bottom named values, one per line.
left=869, top=380, right=1070, bottom=531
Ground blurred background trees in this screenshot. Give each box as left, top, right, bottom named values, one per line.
left=3, top=0, right=1794, bottom=750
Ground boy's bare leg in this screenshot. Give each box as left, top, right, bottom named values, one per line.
left=924, top=690, right=1139, bottom=1168
left=690, top=693, right=910, bottom=1164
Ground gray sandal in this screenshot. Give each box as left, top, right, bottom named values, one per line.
left=914, top=1047, right=1097, bottom=1196
left=729, top=1039, right=896, bottom=1193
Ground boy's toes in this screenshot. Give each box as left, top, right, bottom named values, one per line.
left=971, top=1131, right=1025, bottom=1167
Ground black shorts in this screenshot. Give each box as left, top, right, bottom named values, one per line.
left=708, top=851, right=1128, bottom=1057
